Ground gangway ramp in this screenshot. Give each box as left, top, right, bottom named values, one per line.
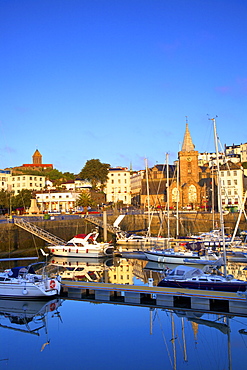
left=84, top=214, right=120, bottom=234
left=14, top=217, right=66, bottom=245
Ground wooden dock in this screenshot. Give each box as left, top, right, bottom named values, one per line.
left=61, top=280, right=247, bottom=316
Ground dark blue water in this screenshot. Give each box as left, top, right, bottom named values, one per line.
left=1, top=257, right=247, bottom=369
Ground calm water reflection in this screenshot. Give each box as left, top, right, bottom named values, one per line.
left=1, top=256, right=247, bottom=369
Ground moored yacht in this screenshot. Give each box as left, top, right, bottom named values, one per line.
left=157, top=265, right=247, bottom=292
left=48, top=230, right=114, bottom=258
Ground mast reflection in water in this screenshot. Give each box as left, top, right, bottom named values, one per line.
left=1, top=256, right=247, bottom=369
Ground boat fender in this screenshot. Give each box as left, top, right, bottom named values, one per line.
left=22, top=288, right=28, bottom=295
left=76, top=249, right=78, bottom=253
left=50, top=303, right=56, bottom=311
left=50, top=280, right=56, bottom=289
left=86, top=249, right=88, bottom=253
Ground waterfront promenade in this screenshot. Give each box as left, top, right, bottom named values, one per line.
left=0, top=211, right=246, bottom=255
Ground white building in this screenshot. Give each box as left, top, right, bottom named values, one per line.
left=220, top=161, right=245, bottom=210
left=0, top=170, right=12, bottom=191
left=130, top=170, right=145, bottom=206
left=225, top=143, right=247, bottom=163
left=61, top=179, right=92, bottom=191
left=36, top=191, right=79, bottom=213
left=10, top=174, right=46, bottom=195
left=105, top=167, right=131, bottom=205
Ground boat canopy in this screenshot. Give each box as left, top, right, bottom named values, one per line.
left=167, top=265, right=203, bottom=280
left=9, top=265, right=36, bottom=278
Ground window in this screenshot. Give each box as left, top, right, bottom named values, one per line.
left=118, top=179, right=121, bottom=184
left=234, top=171, right=237, bottom=176
left=227, top=171, right=230, bottom=176
left=34, top=177, right=37, bottom=181
left=221, top=171, right=224, bottom=177
left=234, top=180, right=237, bottom=185
left=29, top=183, right=32, bottom=187
left=29, top=177, right=32, bottom=180
left=227, top=180, right=231, bottom=185
left=111, top=180, right=114, bottom=184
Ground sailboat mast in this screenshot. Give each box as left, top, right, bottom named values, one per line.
left=176, top=158, right=179, bottom=237
left=145, top=158, right=151, bottom=237
left=212, top=118, right=227, bottom=275
left=166, top=153, right=170, bottom=239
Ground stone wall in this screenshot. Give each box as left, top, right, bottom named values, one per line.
left=0, top=212, right=246, bottom=256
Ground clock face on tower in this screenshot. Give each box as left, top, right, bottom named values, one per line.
left=187, top=157, right=192, bottom=162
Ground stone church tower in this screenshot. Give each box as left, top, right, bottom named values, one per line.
left=32, top=149, right=42, bottom=165
left=169, top=122, right=203, bottom=210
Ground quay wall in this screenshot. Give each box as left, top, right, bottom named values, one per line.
left=0, top=213, right=246, bottom=256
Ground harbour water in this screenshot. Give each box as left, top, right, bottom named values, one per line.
left=1, top=255, right=247, bottom=370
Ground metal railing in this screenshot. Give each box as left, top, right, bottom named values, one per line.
left=14, top=217, right=66, bottom=245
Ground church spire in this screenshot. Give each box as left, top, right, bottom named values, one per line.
left=181, top=118, right=195, bottom=152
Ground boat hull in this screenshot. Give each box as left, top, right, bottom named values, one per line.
left=157, top=279, right=247, bottom=292
left=48, top=245, right=114, bottom=258
left=0, top=280, right=60, bottom=299
left=144, top=251, right=219, bottom=265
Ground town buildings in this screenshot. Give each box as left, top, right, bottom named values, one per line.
left=0, top=126, right=246, bottom=213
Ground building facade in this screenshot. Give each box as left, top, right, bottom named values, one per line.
left=36, top=191, right=79, bottom=213
left=105, top=167, right=131, bottom=205
left=10, top=174, right=46, bottom=195
left=220, top=161, right=245, bottom=210
left=0, top=170, right=11, bottom=191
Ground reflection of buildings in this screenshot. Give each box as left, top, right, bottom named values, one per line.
left=108, top=259, right=133, bottom=285
left=226, top=263, right=247, bottom=280
left=132, top=259, right=148, bottom=282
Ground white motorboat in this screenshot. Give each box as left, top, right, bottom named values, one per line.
left=116, top=231, right=169, bottom=249
left=0, top=262, right=61, bottom=299
left=144, top=248, right=223, bottom=265
left=48, top=230, right=114, bottom=258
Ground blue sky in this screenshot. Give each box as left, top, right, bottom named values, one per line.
left=0, top=0, right=246, bottom=173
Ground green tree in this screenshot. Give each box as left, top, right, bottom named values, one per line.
left=11, top=189, right=33, bottom=210
left=76, top=191, right=96, bottom=208
left=63, top=172, right=75, bottom=181
left=46, top=169, right=64, bottom=186
left=79, top=159, right=110, bottom=189
left=0, top=190, right=12, bottom=214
